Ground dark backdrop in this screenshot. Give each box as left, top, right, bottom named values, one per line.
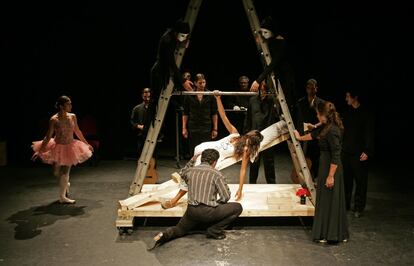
left=1, top=0, right=411, bottom=163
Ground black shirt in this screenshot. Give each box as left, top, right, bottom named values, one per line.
left=245, top=95, right=278, bottom=132
left=295, top=96, right=324, bottom=134
left=183, top=94, right=218, bottom=132
left=130, top=103, right=149, bottom=137
left=152, top=29, right=185, bottom=87
left=311, top=125, right=342, bottom=165
left=256, top=38, right=296, bottom=108
left=342, top=105, right=375, bottom=157
left=228, top=92, right=251, bottom=109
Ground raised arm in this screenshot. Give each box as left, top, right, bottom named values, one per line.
left=213, top=91, right=238, bottom=134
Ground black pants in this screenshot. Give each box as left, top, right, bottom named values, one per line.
left=342, top=152, right=369, bottom=212
left=188, top=130, right=211, bottom=156
left=163, top=202, right=243, bottom=241
left=137, top=136, right=145, bottom=159
left=249, top=147, right=276, bottom=184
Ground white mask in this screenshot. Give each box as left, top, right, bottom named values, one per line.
left=260, top=28, right=274, bottom=39
left=177, top=33, right=189, bottom=42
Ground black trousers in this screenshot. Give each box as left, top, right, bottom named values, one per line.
left=163, top=202, right=243, bottom=241
left=188, top=130, right=211, bottom=156
left=249, top=147, right=276, bottom=184
left=137, top=136, right=145, bottom=159
left=342, top=152, right=369, bottom=212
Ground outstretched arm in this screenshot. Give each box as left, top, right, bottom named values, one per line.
left=235, top=147, right=249, bottom=201
left=294, top=130, right=313, bottom=141
left=213, top=91, right=238, bottom=134
left=161, top=154, right=199, bottom=209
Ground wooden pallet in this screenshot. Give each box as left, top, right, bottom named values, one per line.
left=116, top=183, right=314, bottom=229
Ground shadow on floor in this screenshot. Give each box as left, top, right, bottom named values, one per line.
left=6, top=199, right=102, bottom=240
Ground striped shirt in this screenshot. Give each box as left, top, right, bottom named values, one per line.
left=181, top=161, right=231, bottom=207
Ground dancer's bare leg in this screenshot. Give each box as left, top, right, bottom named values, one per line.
left=59, top=166, right=75, bottom=204
left=53, top=164, right=60, bottom=178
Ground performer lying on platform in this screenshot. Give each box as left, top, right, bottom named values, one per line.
left=162, top=87, right=288, bottom=208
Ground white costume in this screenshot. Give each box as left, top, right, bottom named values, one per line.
left=194, top=120, right=288, bottom=170
left=179, top=121, right=289, bottom=190
left=193, top=133, right=240, bottom=169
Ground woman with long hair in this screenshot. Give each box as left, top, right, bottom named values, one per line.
left=294, top=101, right=349, bottom=243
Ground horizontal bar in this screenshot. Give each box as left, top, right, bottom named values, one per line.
left=172, top=91, right=259, bottom=96
left=175, top=108, right=247, bottom=112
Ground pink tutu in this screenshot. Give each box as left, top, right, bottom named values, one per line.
left=32, top=138, right=92, bottom=166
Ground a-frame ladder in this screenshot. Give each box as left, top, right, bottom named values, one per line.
left=128, top=0, right=202, bottom=196
left=242, top=0, right=316, bottom=202
left=128, top=0, right=316, bottom=204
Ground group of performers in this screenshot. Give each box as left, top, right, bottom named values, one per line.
left=32, top=16, right=374, bottom=248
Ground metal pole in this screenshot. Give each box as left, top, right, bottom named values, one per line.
left=175, top=109, right=181, bottom=168
left=172, top=91, right=260, bottom=96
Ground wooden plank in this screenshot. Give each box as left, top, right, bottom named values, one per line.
left=120, top=184, right=314, bottom=217
left=119, top=179, right=179, bottom=210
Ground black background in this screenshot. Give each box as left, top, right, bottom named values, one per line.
left=1, top=0, right=411, bottom=163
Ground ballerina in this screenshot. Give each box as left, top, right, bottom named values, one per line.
left=32, top=95, right=93, bottom=204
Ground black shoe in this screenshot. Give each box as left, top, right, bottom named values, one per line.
left=147, top=232, right=167, bottom=251
left=206, top=233, right=226, bottom=240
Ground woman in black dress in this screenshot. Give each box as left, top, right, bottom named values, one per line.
left=294, top=101, right=349, bottom=243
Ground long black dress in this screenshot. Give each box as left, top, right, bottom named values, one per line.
left=311, top=125, right=349, bottom=242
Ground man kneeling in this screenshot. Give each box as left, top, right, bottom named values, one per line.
left=148, top=149, right=243, bottom=250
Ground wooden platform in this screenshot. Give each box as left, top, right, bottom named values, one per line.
left=116, top=184, right=314, bottom=228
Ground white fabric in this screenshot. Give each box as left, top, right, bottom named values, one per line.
left=178, top=120, right=289, bottom=190
left=194, top=120, right=288, bottom=170
left=194, top=133, right=240, bottom=168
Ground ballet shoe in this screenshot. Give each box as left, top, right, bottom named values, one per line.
left=66, top=182, right=70, bottom=197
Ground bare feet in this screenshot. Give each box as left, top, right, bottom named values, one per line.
left=59, top=197, right=76, bottom=204
left=161, top=200, right=175, bottom=209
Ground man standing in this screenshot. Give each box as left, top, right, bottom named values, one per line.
left=229, top=76, right=250, bottom=133
left=342, top=88, right=375, bottom=218
left=245, top=81, right=278, bottom=184
left=130, top=88, right=151, bottom=158
left=148, top=149, right=243, bottom=250
left=182, top=73, right=218, bottom=155
left=295, top=79, right=325, bottom=180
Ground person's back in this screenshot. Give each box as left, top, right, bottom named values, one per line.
left=149, top=149, right=242, bottom=250
left=183, top=162, right=230, bottom=207
left=53, top=114, right=75, bottom=144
